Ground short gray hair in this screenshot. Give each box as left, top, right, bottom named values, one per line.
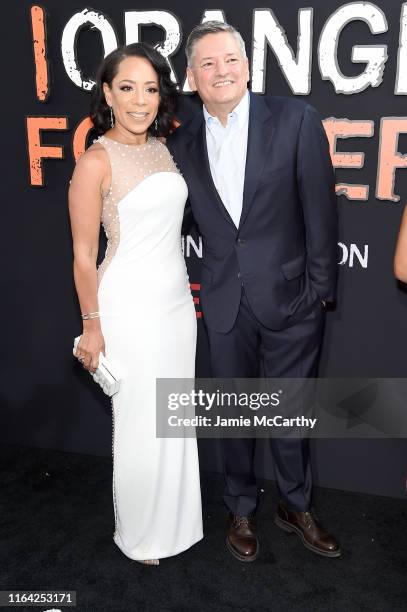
left=185, top=21, right=247, bottom=68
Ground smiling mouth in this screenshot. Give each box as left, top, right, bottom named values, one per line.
left=214, top=80, right=233, bottom=88
left=128, top=112, right=149, bottom=119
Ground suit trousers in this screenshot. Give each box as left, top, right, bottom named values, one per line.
left=205, top=287, right=325, bottom=515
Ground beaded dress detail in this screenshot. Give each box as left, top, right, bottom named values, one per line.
left=95, top=135, right=203, bottom=561
left=97, top=135, right=180, bottom=286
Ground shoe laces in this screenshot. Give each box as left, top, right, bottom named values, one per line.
left=234, top=515, right=251, bottom=527
left=303, top=510, right=318, bottom=529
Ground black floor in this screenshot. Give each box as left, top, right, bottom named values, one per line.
left=0, top=445, right=406, bottom=612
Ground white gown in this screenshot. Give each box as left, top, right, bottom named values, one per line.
left=96, top=135, right=203, bottom=560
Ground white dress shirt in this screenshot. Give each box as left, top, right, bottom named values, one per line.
left=203, top=91, right=250, bottom=228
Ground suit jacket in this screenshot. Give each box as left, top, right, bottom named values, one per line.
left=167, top=92, right=338, bottom=333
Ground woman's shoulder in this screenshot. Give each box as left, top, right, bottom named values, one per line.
left=71, top=139, right=110, bottom=189
left=151, top=136, right=174, bottom=157
left=155, top=137, right=182, bottom=162
left=152, top=135, right=168, bottom=148
left=84, top=138, right=108, bottom=157
left=75, top=140, right=108, bottom=170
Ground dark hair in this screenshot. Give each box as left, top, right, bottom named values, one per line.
left=90, top=43, right=178, bottom=137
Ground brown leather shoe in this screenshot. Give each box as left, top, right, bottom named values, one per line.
left=275, top=503, right=341, bottom=558
left=226, top=514, right=259, bottom=562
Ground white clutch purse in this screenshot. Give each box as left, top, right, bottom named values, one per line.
left=73, top=336, right=121, bottom=396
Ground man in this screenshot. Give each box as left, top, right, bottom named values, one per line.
left=167, top=21, right=340, bottom=561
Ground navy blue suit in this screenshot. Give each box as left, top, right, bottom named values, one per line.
left=167, top=92, right=338, bottom=514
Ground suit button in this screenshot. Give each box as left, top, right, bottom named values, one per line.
left=237, top=272, right=241, bottom=279
left=237, top=238, right=246, bottom=245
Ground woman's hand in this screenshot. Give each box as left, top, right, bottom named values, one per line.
left=75, top=323, right=105, bottom=373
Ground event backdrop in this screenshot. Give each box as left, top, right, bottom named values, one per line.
left=2, top=0, right=407, bottom=498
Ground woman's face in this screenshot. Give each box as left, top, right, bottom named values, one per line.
left=103, top=55, right=160, bottom=143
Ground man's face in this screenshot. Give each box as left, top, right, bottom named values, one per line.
left=187, top=32, right=249, bottom=111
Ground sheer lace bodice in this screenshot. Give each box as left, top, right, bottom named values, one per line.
left=96, top=135, right=181, bottom=285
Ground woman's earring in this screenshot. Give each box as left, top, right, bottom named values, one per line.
left=110, top=106, right=114, bottom=128
left=154, top=117, right=158, bottom=132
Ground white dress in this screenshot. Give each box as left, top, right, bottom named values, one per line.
left=96, top=135, right=203, bottom=560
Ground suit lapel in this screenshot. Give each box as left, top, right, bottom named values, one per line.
left=239, top=93, right=275, bottom=230
left=186, top=116, right=235, bottom=228
left=184, top=94, right=276, bottom=230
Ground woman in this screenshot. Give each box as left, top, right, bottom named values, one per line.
left=68, top=43, right=203, bottom=564
left=395, top=205, right=407, bottom=281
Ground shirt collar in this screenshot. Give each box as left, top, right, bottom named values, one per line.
left=203, top=90, right=250, bottom=129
